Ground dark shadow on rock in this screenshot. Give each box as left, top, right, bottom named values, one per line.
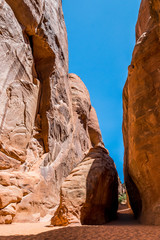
left=80, top=147, right=118, bottom=225
left=125, top=171, right=142, bottom=219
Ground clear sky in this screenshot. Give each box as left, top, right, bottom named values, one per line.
left=63, top=1, right=141, bottom=182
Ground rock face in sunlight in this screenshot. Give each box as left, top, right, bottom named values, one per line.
left=51, top=146, right=118, bottom=226
left=0, top=0, right=113, bottom=224
left=123, top=0, right=160, bottom=225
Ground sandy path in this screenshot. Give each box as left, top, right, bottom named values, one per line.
left=0, top=222, right=55, bottom=236
left=0, top=209, right=160, bottom=240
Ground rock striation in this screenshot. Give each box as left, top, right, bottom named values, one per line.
left=123, top=0, right=160, bottom=225
left=51, top=146, right=118, bottom=226
left=0, top=0, right=115, bottom=224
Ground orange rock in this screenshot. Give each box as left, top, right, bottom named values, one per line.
left=0, top=186, right=23, bottom=209
left=51, top=146, right=118, bottom=226
left=123, top=0, right=160, bottom=225
left=0, top=203, right=16, bottom=224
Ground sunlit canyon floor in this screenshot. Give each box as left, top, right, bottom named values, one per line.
left=0, top=209, right=160, bottom=240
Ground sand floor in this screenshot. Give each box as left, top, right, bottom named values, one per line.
left=0, top=209, right=160, bottom=240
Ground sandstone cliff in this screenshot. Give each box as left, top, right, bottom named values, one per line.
left=0, top=0, right=111, bottom=224
left=123, top=0, right=160, bottom=225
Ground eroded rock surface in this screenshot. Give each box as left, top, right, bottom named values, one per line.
left=123, top=0, right=160, bottom=225
left=51, top=146, right=118, bottom=226
left=0, top=0, right=109, bottom=224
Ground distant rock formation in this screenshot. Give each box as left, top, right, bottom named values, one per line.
left=123, top=0, right=160, bottom=225
left=0, top=0, right=118, bottom=224
left=118, top=178, right=126, bottom=196
left=118, top=178, right=127, bottom=206
left=51, top=146, right=118, bottom=226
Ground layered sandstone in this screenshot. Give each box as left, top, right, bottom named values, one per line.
left=123, top=0, right=160, bottom=225
left=0, top=0, right=108, bottom=224
left=51, top=146, right=118, bottom=226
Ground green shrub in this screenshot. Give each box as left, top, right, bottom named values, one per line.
left=118, top=193, right=127, bottom=204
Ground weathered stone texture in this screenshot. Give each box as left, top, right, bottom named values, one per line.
left=123, top=0, right=160, bottom=225
left=0, top=0, right=107, bottom=224
left=51, top=146, right=118, bottom=226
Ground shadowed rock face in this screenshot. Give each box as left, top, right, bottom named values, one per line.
left=123, top=0, right=160, bottom=225
left=51, top=146, right=118, bottom=226
left=0, top=0, right=110, bottom=224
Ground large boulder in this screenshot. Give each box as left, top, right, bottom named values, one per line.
left=123, top=0, right=160, bottom=225
left=51, top=146, right=118, bottom=226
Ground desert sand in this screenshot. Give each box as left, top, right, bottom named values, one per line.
left=0, top=209, right=160, bottom=240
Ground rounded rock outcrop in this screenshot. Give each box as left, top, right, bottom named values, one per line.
left=51, top=146, right=118, bottom=226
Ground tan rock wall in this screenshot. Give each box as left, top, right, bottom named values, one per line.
left=0, top=0, right=105, bottom=223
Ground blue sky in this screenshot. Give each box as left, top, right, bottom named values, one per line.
left=63, top=1, right=141, bottom=182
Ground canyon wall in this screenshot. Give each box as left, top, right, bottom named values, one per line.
left=0, top=0, right=117, bottom=224
left=123, top=0, right=160, bottom=225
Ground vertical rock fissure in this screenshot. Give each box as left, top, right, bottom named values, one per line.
left=27, top=34, right=56, bottom=153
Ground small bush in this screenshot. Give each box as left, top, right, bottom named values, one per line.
left=118, top=193, right=127, bottom=204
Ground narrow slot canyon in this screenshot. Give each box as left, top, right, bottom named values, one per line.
left=0, top=0, right=160, bottom=239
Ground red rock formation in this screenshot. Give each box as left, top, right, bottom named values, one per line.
left=51, top=146, right=118, bottom=226
left=123, top=0, right=160, bottom=225
left=0, top=0, right=109, bottom=224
